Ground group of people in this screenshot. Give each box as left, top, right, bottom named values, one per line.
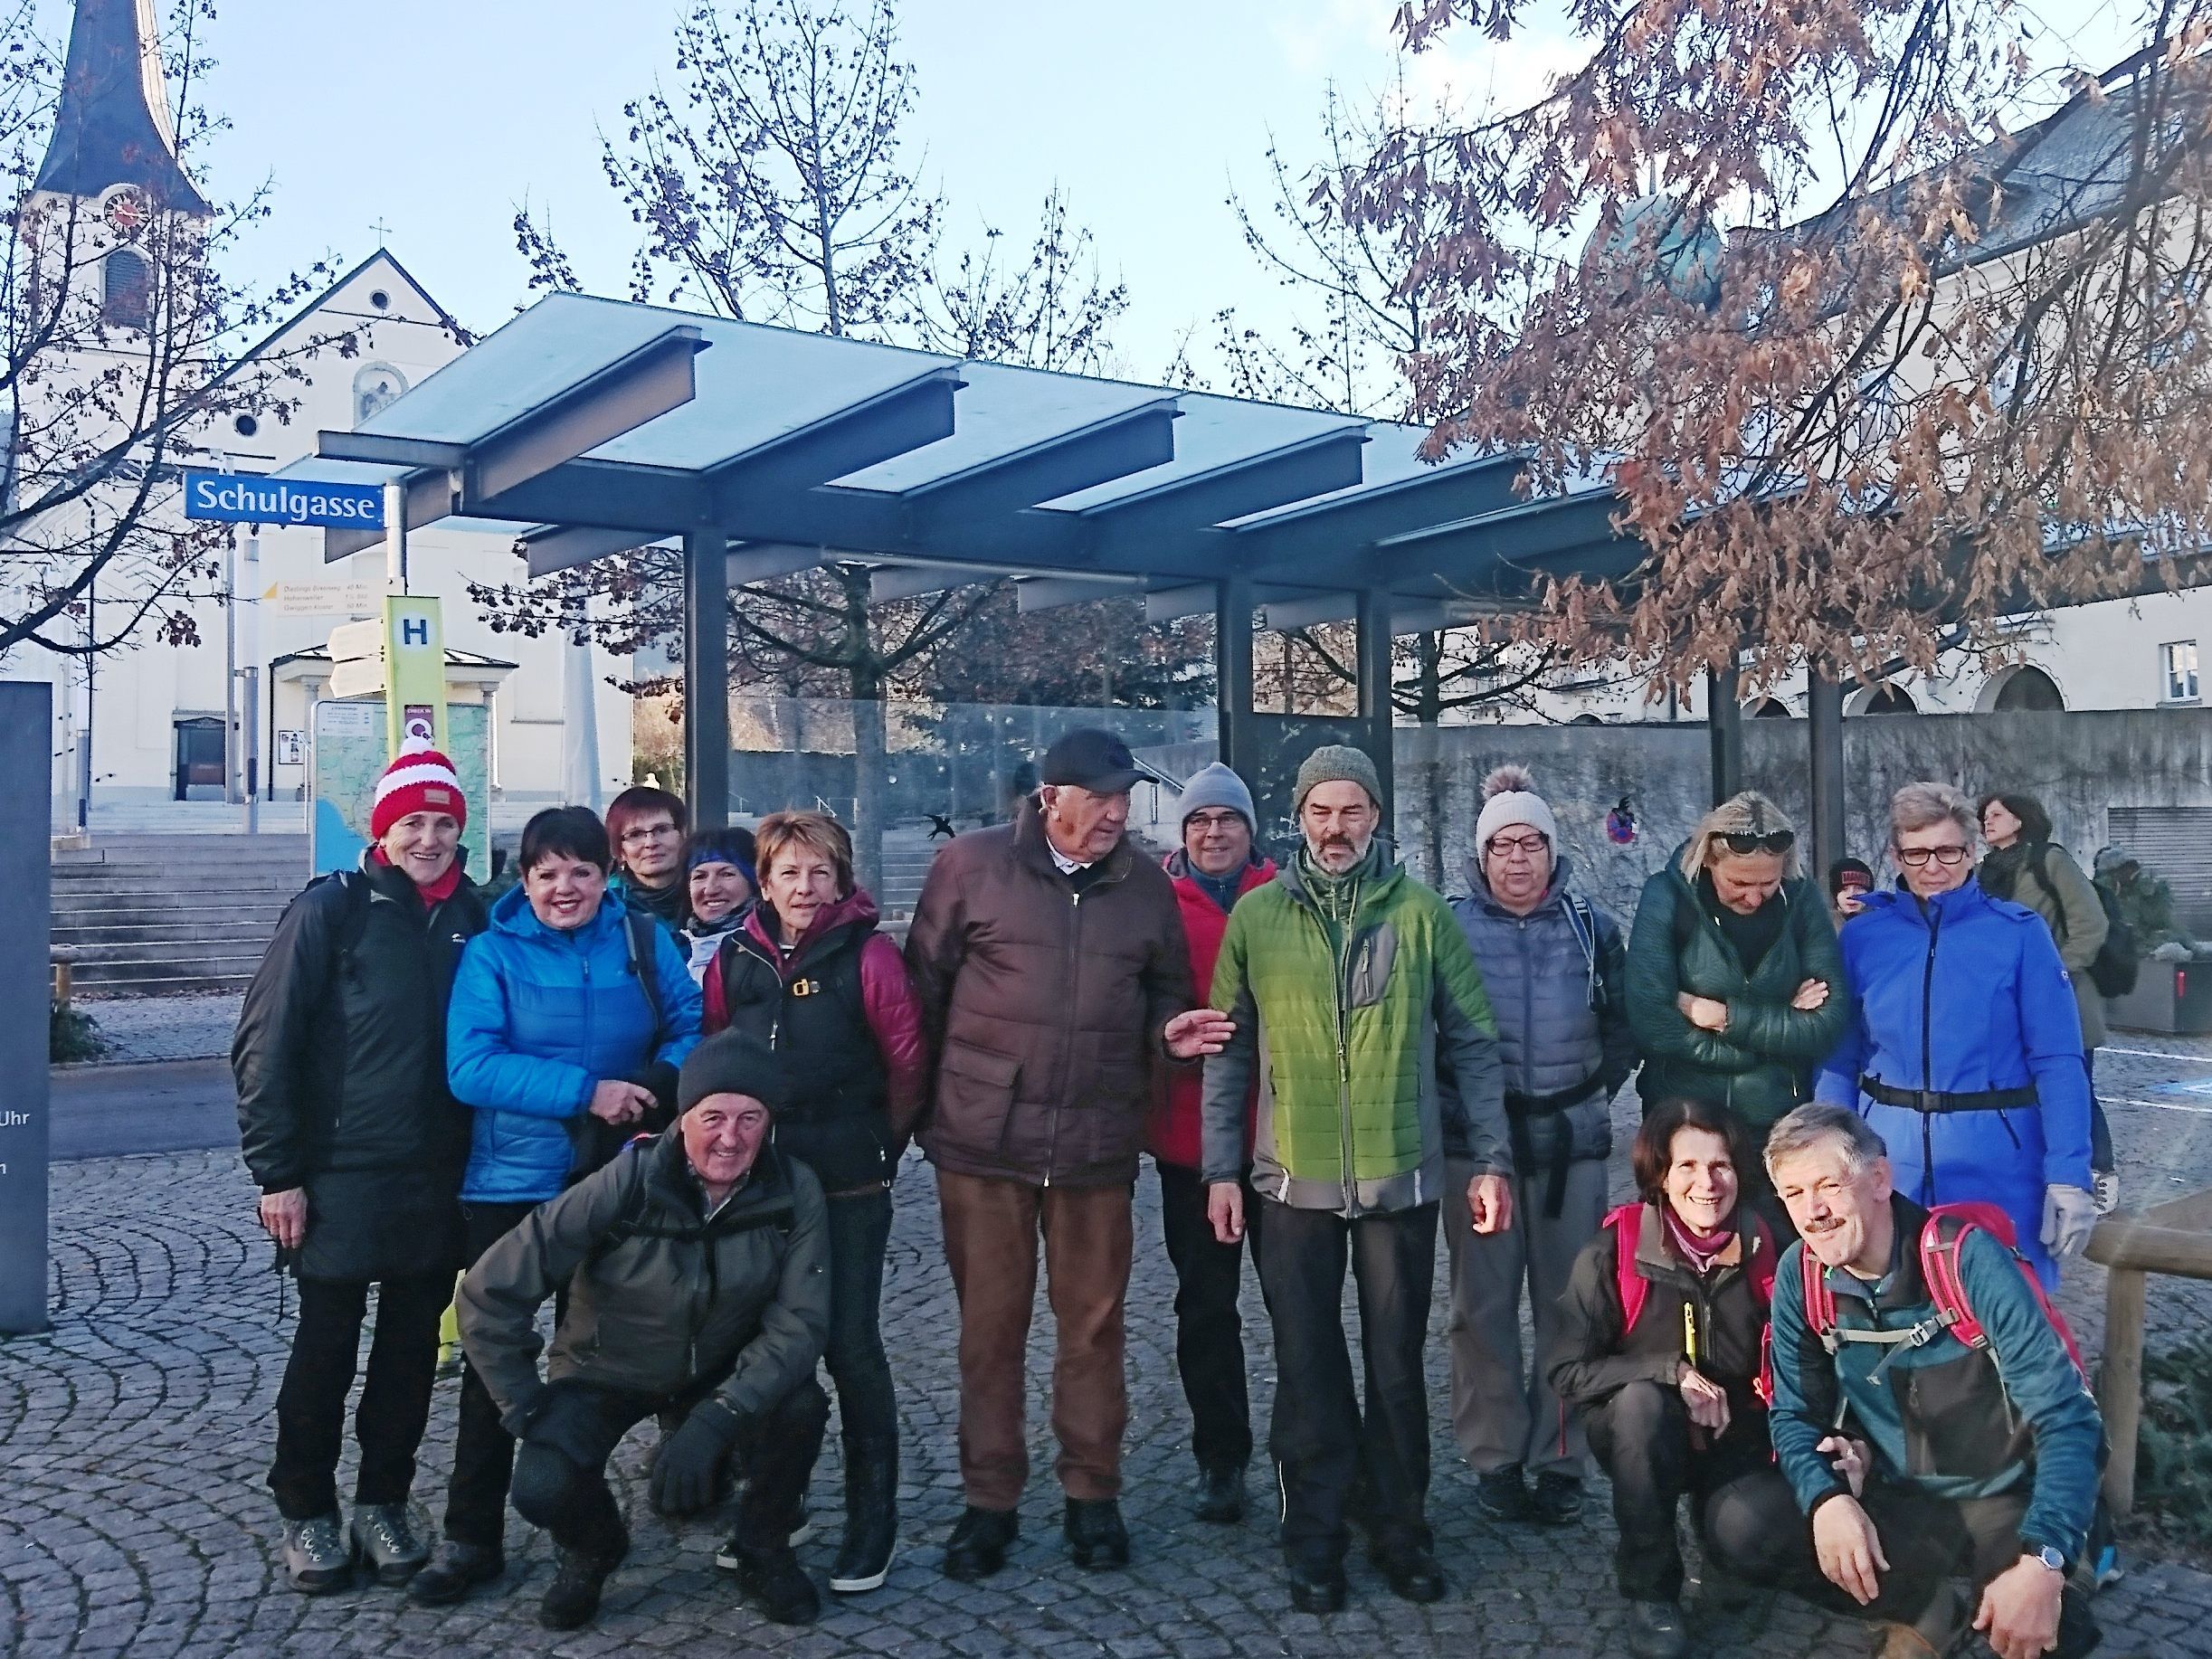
left=234, top=728, right=2116, bottom=1659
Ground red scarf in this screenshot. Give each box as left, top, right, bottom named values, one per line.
left=373, top=845, right=463, bottom=905
left=1663, top=1208, right=1736, bottom=1275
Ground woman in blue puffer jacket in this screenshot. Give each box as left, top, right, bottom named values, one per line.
left=410, top=805, right=702, bottom=1607
left=1814, top=782, right=2092, bottom=1289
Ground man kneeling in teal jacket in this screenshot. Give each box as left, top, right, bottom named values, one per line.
left=1723, top=1103, right=2103, bottom=1659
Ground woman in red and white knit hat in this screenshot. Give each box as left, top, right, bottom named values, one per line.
left=233, top=733, right=490, bottom=1595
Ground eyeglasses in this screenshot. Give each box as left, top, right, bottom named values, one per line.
left=620, top=823, right=679, bottom=846
left=1895, top=843, right=1970, bottom=867
left=1720, top=830, right=1795, bottom=855
left=1187, top=811, right=1246, bottom=832
left=1486, top=832, right=1549, bottom=857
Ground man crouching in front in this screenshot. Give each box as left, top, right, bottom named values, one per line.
left=456, top=1030, right=830, bottom=1631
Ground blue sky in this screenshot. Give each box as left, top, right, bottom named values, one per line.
left=146, top=0, right=2134, bottom=380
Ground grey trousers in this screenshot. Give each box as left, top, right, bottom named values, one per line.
left=1443, top=1155, right=1608, bottom=1476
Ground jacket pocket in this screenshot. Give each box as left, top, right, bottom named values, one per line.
left=935, top=1038, right=1024, bottom=1152
left=1346, top=924, right=1398, bottom=1009
left=1894, top=1350, right=2023, bottom=1479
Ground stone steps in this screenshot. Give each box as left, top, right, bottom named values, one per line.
left=52, top=835, right=316, bottom=995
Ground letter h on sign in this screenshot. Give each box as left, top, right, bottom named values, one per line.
left=401, top=618, right=431, bottom=647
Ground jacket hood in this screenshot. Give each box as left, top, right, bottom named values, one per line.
left=739, top=886, right=881, bottom=960
left=1856, top=875, right=2019, bottom=929
left=489, top=879, right=626, bottom=945
left=1465, top=850, right=1578, bottom=914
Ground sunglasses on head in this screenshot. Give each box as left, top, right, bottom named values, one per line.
left=1720, top=830, right=1795, bottom=856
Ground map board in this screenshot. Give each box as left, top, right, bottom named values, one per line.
left=311, top=699, right=490, bottom=884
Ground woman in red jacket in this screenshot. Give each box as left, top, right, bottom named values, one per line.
left=703, top=811, right=926, bottom=1596
left=1146, top=763, right=1277, bottom=1524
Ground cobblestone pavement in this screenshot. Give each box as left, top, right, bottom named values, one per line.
left=62, top=994, right=242, bottom=1066
left=11, top=1073, right=2212, bottom=1659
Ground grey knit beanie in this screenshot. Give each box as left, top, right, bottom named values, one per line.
left=1175, top=762, right=1257, bottom=831
left=1474, top=763, right=1559, bottom=853
left=1293, top=744, right=1383, bottom=812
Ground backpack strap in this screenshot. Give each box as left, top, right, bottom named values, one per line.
left=1921, top=1201, right=2093, bottom=1382
left=1799, top=1244, right=1840, bottom=1353
left=1562, top=890, right=1603, bottom=1009
left=622, top=906, right=667, bottom=1053
left=1604, top=1203, right=1649, bottom=1334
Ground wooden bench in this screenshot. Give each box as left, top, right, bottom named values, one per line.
left=2084, top=1186, right=2212, bottom=1514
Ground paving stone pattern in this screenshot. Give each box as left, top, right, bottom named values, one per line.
left=12, top=1085, right=2212, bottom=1659
left=62, top=994, right=242, bottom=1066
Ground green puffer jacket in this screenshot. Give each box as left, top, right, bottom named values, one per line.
left=1199, top=846, right=1509, bottom=1214
left=1624, top=851, right=1850, bottom=1133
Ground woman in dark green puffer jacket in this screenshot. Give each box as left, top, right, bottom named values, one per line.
left=1625, top=792, right=1850, bottom=1141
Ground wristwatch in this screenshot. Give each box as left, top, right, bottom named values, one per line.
left=2027, top=1544, right=2067, bottom=1573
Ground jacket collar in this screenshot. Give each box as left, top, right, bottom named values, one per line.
left=1857, top=877, right=1991, bottom=930
left=737, top=886, right=880, bottom=965
left=1162, top=847, right=1277, bottom=887
left=1464, top=851, right=1576, bottom=918
left=1633, top=1199, right=1765, bottom=1281
left=489, top=880, right=625, bottom=945
left=1277, top=838, right=1404, bottom=911
left=640, top=1128, right=795, bottom=1229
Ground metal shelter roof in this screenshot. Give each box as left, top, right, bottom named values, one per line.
left=298, top=291, right=1632, bottom=629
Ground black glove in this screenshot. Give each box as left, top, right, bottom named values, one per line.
left=649, top=1399, right=743, bottom=1516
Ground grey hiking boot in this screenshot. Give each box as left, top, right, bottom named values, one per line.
left=280, top=1512, right=353, bottom=1595
left=349, top=1503, right=430, bottom=1586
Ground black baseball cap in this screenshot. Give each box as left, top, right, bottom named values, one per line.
left=1040, top=727, right=1143, bottom=794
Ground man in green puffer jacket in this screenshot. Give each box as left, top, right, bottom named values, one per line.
left=1201, top=744, right=1511, bottom=1616
left=1624, top=797, right=1850, bottom=1146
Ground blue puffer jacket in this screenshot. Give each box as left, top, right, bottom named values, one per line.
left=448, top=886, right=704, bottom=1204
left=1813, top=878, right=2090, bottom=1285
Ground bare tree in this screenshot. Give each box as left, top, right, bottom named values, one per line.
left=1337, top=3, right=2212, bottom=696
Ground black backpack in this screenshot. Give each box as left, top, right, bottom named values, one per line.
left=2042, top=847, right=2140, bottom=998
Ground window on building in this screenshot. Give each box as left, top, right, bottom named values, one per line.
left=102, top=249, right=151, bottom=328
left=2162, top=640, right=2200, bottom=703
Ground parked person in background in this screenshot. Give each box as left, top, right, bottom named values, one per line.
left=410, top=805, right=703, bottom=1607
left=1550, top=1097, right=1791, bottom=1659
left=1979, top=792, right=2116, bottom=1210
left=680, top=825, right=757, bottom=981
left=905, top=728, right=1228, bottom=1583
left=235, top=740, right=489, bottom=1594
left=605, top=783, right=690, bottom=934
left=1815, top=783, right=2092, bottom=1288
left=1827, top=857, right=1875, bottom=930
left=457, top=1034, right=831, bottom=1631
left=702, top=810, right=925, bottom=1594
left=1144, top=761, right=1277, bottom=1526
left=2097, top=845, right=2199, bottom=956
left=1741, top=1104, right=2103, bottom=1659
left=1444, top=764, right=1635, bottom=1530
left=1203, top=744, right=1512, bottom=1614
left=1625, top=792, right=1849, bottom=1154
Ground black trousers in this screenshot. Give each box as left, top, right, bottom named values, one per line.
left=442, top=1199, right=554, bottom=1550
left=1256, top=1198, right=1436, bottom=1569
left=510, top=1377, right=831, bottom=1559
left=1586, top=1379, right=1799, bottom=1602
left=1716, top=1472, right=2101, bottom=1657
left=1155, top=1161, right=1262, bottom=1472
left=268, top=1271, right=454, bottom=1521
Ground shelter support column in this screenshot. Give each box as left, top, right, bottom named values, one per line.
left=1356, top=587, right=1395, bottom=826
left=1706, top=662, right=1742, bottom=806
left=1808, top=669, right=1846, bottom=885
left=1215, top=574, right=1253, bottom=774
left=683, top=528, right=729, bottom=830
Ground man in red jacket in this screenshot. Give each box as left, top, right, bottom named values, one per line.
left=1145, top=761, right=1277, bottom=1524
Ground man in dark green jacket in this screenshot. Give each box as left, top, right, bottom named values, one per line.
left=1624, top=796, right=1849, bottom=1143
left=1201, top=744, right=1512, bottom=1614
left=457, top=1033, right=831, bottom=1632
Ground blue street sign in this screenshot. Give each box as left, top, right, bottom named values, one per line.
left=181, top=469, right=385, bottom=529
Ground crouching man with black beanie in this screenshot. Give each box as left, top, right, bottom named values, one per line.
left=455, top=1031, right=831, bottom=1632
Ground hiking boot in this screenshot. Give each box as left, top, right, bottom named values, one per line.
left=735, top=1542, right=821, bottom=1626
left=280, top=1512, right=353, bottom=1595
left=1530, top=1471, right=1585, bottom=1526
left=405, top=1538, right=503, bottom=1606
left=829, top=1436, right=897, bottom=1594
left=1371, top=1540, right=1446, bottom=1604
left=1473, top=1463, right=1534, bottom=1524
left=1063, top=1497, right=1130, bottom=1569
left=1624, top=1597, right=1690, bottom=1659
left=942, top=1504, right=1018, bottom=1582
left=715, top=1507, right=819, bottom=1571
left=1286, top=1557, right=1347, bottom=1615
left=348, top=1502, right=429, bottom=1586
left=537, top=1534, right=627, bottom=1632
left=1195, top=1462, right=1247, bottom=1525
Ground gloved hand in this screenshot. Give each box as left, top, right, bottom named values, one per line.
left=649, top=1399, right=743, bottom=1516
left=2042, top=1184, right=2098, bottom=1259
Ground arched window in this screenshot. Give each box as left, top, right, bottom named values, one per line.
left=1990, top=666, right=2065, bottom=712
left=1857, top=684, right=1920, bottom=716
left=102, top=249, right=151, bottom=328
left=1745, top=697, right=1794, bottom=718
left=353, top=362, right=408, bottom=424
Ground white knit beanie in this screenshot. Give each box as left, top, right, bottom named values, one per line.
left=1474, top=763, right=1558, bottom=853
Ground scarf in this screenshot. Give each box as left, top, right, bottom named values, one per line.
left=372, top=845, right=463, bottom=905
left=1662, top=1207, right=1736, bottom=1275
left=622, top=871, right=688, bottom=928
left=1979, top=839, right=2034, bottom=902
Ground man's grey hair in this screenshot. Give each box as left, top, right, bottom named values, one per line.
left=1762, top=1102, right=1888, bottom=1179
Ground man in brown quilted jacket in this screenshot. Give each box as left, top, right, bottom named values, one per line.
left=905, top=727, right=1232, bottom=1582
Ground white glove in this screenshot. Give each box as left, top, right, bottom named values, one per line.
left=2042, top=1184, right=2098, bottom=1258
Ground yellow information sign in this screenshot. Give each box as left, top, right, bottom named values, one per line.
left=384, top=594, right=448, bottom=756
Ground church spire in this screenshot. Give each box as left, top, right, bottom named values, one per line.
left=33, top=0, right=211, bottom=214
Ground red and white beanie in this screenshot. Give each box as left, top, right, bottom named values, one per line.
left=371, top=735, right=469, bottom=840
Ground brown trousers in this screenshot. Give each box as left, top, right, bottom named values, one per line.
left=937, top=1169, right=1134, bottom=1509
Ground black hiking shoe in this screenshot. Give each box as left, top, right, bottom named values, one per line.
left=1063, top=1497, right=1129, bottom=1569
left=537, top=1533, right=627, bottom=1632
left=1372, top=1540, right=1446, bottom=1603
left=1531, top=1470, right=1586, bottom=1526
left=405, top=1538, right=503, bottom=1606
left=1624, top=1597, right=1690, bottom=1659
left=736, top=1542, right=821, bottom=1626
left=942, top=1505, right=1018, bottom=1582
left=1194, top=1462, right=1247, bottom=1525
left=1473, top=1463, right=1533, bottom=1524
left=1286, top=1557, right=1347, bottom=1615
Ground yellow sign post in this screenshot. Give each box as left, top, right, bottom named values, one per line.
left=384, top=593, right=447, bottom=756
